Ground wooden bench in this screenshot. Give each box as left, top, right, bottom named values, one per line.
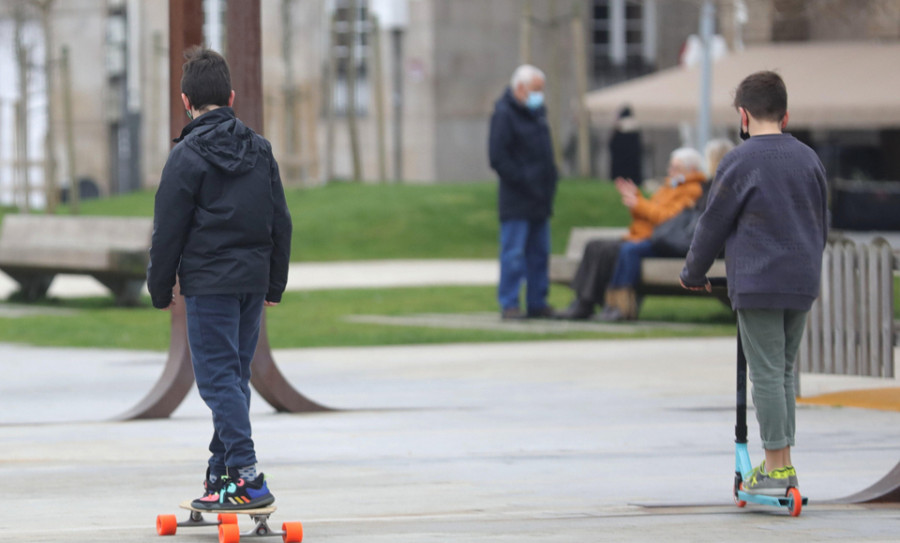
left=0, top=215, right=153, bottom=306
left=550, top=227, right=729, bottom=303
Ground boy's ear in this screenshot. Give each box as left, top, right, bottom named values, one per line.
left=181, top=93, right=192, bottom=111
left=781, top=111, right=789, bottom=130
left=228, top=90, right=235, bottom=107
left=738, top=107, right=749, bottom=129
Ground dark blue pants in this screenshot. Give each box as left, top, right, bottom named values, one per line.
left=498, top=219, right=551, bottom=312
left=608, top=240, right=655, bottom=288
left=184, top=293, right=265, bottom=475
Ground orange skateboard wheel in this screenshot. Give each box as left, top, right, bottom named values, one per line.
left=218, top=513, right=239, bottom=525
left=282, top=521, right=303, bottom=542
left=219, top=522, right=241, bottom=543
left=156, top=514, right=177, bottom=536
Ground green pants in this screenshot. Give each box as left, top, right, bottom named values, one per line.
left=737, top=308, right=809, bottom=451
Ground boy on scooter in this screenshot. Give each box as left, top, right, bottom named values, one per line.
left=679, top=71, right=828, bottom=495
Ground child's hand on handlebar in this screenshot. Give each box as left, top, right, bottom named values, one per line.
left=680, top=278, right=712, bottom=292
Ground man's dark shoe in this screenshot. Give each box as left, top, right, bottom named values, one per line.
left=501, top=307, right=526, bottom=320
left=557, top=298, right=594, bottom=320
left=593, top=305, right=626, bottom=322
left=527, top=305, right=558, bottom=319
left=193, top=473, right=275, bottom=510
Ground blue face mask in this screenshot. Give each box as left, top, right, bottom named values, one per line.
left=525, top=91, right=544, bottom=110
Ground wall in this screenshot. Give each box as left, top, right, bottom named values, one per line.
left=1, top=0, right=111, bottom=202
left=432, top=0, right=519, bottom=182
left=255, top=0, right=437, bottom=184
left=135, top=0, right=169, bottom=190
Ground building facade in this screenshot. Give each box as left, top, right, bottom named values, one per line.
left=1, top=0, right=898, bottom=207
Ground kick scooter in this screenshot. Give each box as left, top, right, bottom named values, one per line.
left=708, top=277, right=807, bottom=516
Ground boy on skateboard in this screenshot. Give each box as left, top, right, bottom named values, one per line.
left=147, top=47, right=292, bottom=510
left=680, top=71, right=828, bottom=495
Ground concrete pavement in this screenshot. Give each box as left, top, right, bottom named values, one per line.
left=3, top=338, right=900, bottom=542
left=2, top=260, right=899, bottom=540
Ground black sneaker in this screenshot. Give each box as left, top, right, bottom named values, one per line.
left=501, top=307, right=526, bottom=320
left=593, top=306, right=626, bottom=322
left=557, top=299, right=594, bottom=320
left=193, top=473, right=275, bottom=510
left=527, top=305, right=558, bottom=319
left=190, top=468, right=225, bottom=508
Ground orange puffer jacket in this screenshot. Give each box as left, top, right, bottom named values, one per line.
left=625, top=171, right=706, bottom=241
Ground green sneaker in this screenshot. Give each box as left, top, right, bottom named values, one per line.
left=743, top=465, right=791, bottom=496
left=743, top=460, right=766, bottom=481
left=783, top=465, right=799, bottom=489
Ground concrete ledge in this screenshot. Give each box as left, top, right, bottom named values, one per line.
left=345, top=312, right=721, bottom=334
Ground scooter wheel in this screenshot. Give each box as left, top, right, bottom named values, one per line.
left=787, top=487, right=802, bottom=517
left=734, top=482, right=747, bottom=508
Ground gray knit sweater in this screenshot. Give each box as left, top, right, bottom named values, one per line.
left=680, top=133, right=828, bottom=310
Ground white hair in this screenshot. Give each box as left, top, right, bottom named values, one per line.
left=670, top=147, right=704, bottom=172
left=510, top=64, right=545, bottom=90
left=703, top=138, right=735, bottom=176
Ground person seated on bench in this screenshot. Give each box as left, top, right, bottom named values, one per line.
left=558, top=147, right=707, bottom=320
left=598, top=139, right=734, bottom=321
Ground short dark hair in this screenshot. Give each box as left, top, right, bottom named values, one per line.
left=733, top=71, right=787, bottom=123
left=181, top=47, right=232, bottom=110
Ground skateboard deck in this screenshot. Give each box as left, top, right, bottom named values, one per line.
left=156, top=500, right=302, bottom=542
left=179, top=499, right=277, bottom=515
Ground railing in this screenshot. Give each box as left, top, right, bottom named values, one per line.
left=798, top=238, right=896, bottom=380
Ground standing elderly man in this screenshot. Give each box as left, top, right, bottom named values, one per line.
left=488, top=64, right=559, bottom=320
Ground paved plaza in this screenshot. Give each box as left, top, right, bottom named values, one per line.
left=3, top=338, right=900, bottom=542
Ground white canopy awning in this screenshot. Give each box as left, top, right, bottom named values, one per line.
left=584, top=42, right=900, bottom=130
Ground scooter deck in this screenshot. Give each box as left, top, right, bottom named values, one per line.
left=736, top=489, right=808, bottom=508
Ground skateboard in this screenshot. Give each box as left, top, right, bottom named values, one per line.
left=156, top=500, right=303, bottom=543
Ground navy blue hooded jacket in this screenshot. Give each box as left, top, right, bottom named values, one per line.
left=147, top=107, right=292, bottom=309
left=488, top=87, right=558, bottom=221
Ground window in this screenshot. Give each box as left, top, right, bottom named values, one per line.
left=592, top=0, right=656, bottom=86
left=330, top=0, right=369, bottom=116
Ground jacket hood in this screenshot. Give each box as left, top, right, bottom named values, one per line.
left=175, top=107, right=260, bottom=175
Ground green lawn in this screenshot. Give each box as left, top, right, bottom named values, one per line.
left=0, top=179, right=735, bottom=350
left=0, top=286, right=736, bottom=350
left=53, top=179, right=630, bottom=261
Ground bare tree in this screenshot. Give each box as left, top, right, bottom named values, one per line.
left=33, top=0, right=56, bottom=213
left=4, top=0, right=58, bottom=212
left=12, top=1, right=31, bottom=212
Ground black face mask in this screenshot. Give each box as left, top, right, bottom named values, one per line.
left=739, top=122, right=750, bottom=141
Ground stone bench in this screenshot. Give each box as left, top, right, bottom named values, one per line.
left=0, top=215, right=153, bottom=306
left=550, top=227, right=728, bottom=303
